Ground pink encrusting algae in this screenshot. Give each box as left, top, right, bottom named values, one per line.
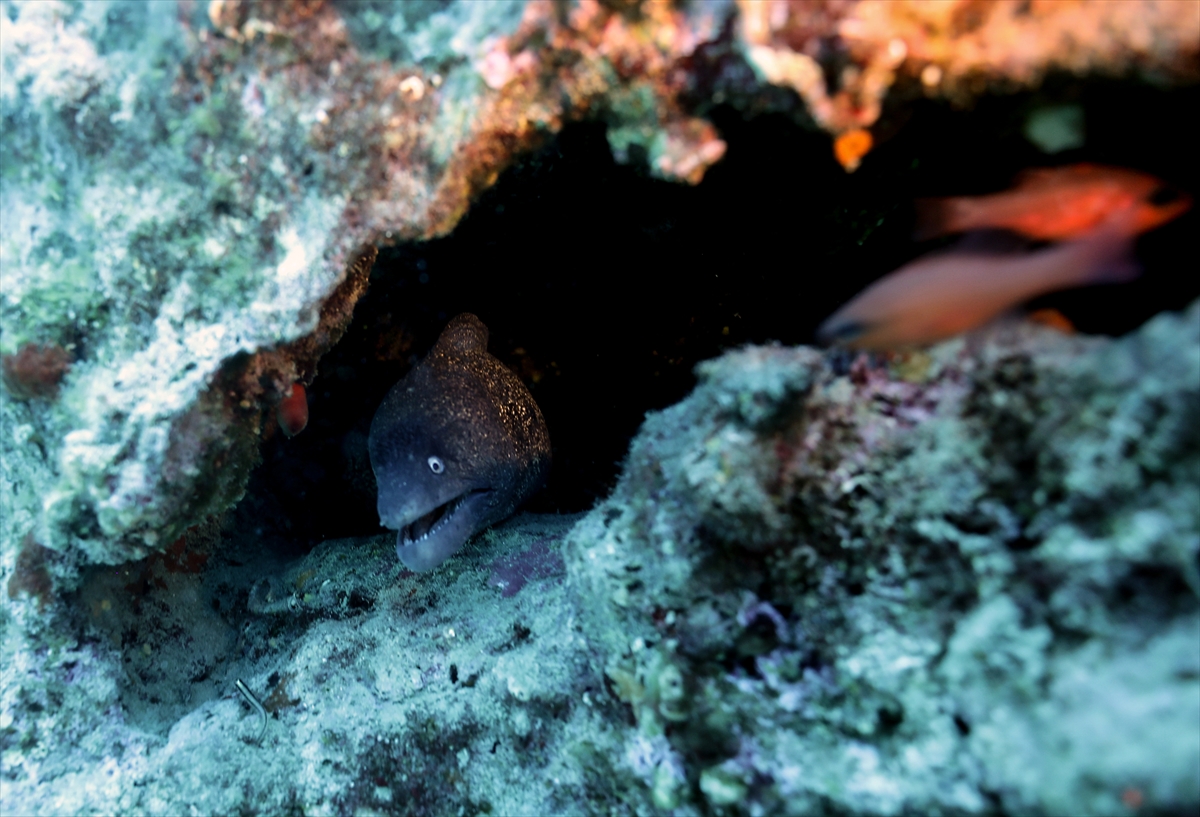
left=277, top=383, right=309, bottom=438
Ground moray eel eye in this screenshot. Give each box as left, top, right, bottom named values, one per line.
left=427, top=456, right=445, bottom=474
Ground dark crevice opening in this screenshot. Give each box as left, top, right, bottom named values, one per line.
left=237, top=77, right=1197, bottom=550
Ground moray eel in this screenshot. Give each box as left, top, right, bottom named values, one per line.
left=368, top=313, right=551, bottom=571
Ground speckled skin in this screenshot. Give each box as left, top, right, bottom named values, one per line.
left=368, top=314, right=550, bottom=571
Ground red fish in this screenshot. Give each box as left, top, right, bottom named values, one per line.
left=277, top=382, right=308, bottom=438
left=818, top=211, right=1139, bottom=350
left=915, top=163, right=1191, bottom=241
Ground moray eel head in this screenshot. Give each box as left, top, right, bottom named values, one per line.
left=368, top=314, right=551, bottom=572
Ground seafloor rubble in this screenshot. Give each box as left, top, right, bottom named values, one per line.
left=3, top=304, right=1197, bottom=815
left=2, top=1, right=1199, bottom=815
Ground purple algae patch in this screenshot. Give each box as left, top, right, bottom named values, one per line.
left=487, top=538, right=565, bottom=598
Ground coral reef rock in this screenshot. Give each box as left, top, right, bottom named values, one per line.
left=565, top=302, right=1200, bottom=814
left=3, top=302, right=1197, bottom=815
left=1, top=0, right=732, bottom=568
left=739, top=0, right=1200, bottom=136
left=2, top=1, right=1198, bottom=814
left=5, top=0, right=1196, bottom=570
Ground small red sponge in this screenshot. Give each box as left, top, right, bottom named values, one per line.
left=277, top=382, right=309, bottom=438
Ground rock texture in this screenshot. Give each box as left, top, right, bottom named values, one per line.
left=739, top=0, right=1200, bottom=136
left=1, top=0, right=730, bottom=567
left=4, top=0, right=1196, bottom=568
left=567, top=303, right=1200, bottom=814
left=2, top=2, right=1197, bottom=814
left=3, top=303, right=1197, bottom=815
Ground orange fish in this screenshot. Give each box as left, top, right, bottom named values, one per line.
left=817, top=212, right=1139, bottom=350
left=915, top=163, right=1191, bottom=241
left=1025, top=308, right=1076, bottom=335
left=834, top=129, right=874, bottom=173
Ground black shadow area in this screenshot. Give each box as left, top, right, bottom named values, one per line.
left=241, top=79, right=1197, bottom=547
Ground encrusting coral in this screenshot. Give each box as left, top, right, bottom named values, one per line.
left=0, top=0, right=730, bottom=569
left=2, top=304, right=1197, bottom=812
left=739, top=0, right=1200, bottom=137
left=566, top=302, right=1200, bottom=814
left=4, top=0, right=1195, bottom=570
left=1, top=2, right=1197, bottom=815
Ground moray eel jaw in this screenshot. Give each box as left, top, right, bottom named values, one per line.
left=390, top=487, right=495, bottom=572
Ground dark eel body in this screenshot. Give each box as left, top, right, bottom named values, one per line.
left=368, top=314, right=551, bottom=571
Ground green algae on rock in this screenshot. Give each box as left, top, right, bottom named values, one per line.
left=565, top=302, right=1200, bottom=814
left=0, top=0, right=732, bottom=569
left=1, top=1, right=1198, bottom=815
left=2, top=302, right=1197, bottom=814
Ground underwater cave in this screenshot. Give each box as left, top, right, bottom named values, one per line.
left=246, top=76, right=1199, bottom=549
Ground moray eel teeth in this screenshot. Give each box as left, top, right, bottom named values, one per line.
left=369, top=313, right=551, bottom=572
left=398, top=489, right=490, bottom=548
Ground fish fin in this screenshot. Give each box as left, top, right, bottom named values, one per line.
left=1026, top=308, right=1076, bottom=334
left=1013, top=163, right=1102, bottom=187
left=913, top=198, right=966, bottom=240
left=1084, top=250, right=1140, bottom=285
left=1012, top=166, right=1063, bottom=186
left=1088, top=203, right=1147, bottom=283
left=1073, top=222, right=1141, bottom=285
left=952, top=229, right=1035, bottom=255
left=816, top=316, right=869, bottom=347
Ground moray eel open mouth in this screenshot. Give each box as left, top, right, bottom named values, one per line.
left=391, top=488, right=495, bottom=571
left=398, top=489, right=491, bottom=547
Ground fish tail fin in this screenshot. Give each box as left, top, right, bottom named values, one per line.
left=1083, top=247, right=1141, bottom=284
left=1026, top=308, right=1077, bottom=335
left=1074, top=223, right=1141, bottom=285
left=816, top=315, right=869, bottom=347
left=913, top=197, right=969, bottom=240
left=1090, top=204, right=1146, bottom=283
